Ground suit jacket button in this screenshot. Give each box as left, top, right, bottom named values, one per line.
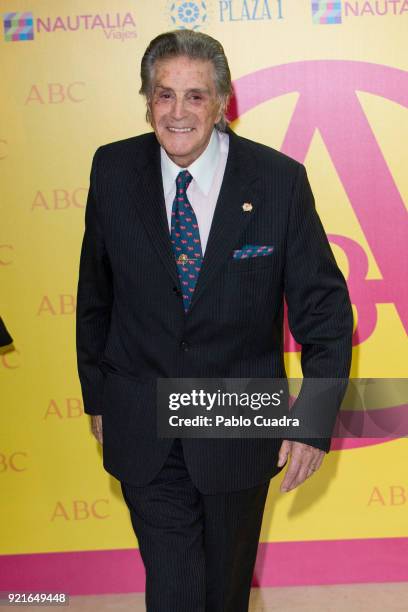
left=173, top=286, right=181, bottom=296
left=180, top=341, right=189, bottom=351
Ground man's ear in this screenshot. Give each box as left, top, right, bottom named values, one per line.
left=146, top=100, right=152, bottom=124
left=216, top=96, right=229, bottom=124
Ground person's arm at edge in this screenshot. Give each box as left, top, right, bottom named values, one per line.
left=76, top=148, right=113, bottom=439
left=283, top=163, right=353, bottom=451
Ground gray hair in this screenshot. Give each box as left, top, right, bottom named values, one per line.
left=140, top=30, right=232, bottom=131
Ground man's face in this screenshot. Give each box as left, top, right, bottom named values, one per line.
left=148, top=55, right=223, bottom=168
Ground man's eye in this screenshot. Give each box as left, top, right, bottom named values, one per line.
left=190, top=95, right=202, bottom=101
left=160, top=93, right=171, bottom=99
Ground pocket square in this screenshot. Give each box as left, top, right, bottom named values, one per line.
left=232, top=244, right=274, bottom=259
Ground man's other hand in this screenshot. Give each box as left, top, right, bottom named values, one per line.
left=91, top=415, right=103, bottom=445
left=277, top=440, right=325, bottom=493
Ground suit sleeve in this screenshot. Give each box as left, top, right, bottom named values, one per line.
left=283, top=164, right=353, bottom=453
left=76, top=149, right=113, bottom=415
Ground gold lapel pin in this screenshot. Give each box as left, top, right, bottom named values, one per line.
left=242, top=202, right=253, bottom=212
left=178, top=254, right=188, bottom=263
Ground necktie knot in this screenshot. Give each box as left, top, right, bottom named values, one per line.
left=176, top=170, right=193, bottom=193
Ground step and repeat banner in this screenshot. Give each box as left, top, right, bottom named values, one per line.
left=1, top=0, right=407, bottom=594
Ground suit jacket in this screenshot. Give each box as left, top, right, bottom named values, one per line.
left=76, top=128, right=353, bottom=494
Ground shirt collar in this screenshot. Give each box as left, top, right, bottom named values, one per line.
left=161, top=128, right=220, bottom=197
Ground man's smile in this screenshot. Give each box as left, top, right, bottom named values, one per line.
left=167, top=127, right=195, bottom=133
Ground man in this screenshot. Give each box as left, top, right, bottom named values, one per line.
left=76, top=30, right=353, bottom=612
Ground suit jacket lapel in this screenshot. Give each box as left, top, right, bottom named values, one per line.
left=127, top=130, right=260, bottom=312
left=188, top=129, right=260, bottom=312
left=129, top=134, right=181, bottom=289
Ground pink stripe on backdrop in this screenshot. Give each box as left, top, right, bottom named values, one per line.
left=253, top=538, right=408, bottom=587
left=1, top=538, right=407, bottom=595
left=331, top=437, right=397, bottom=451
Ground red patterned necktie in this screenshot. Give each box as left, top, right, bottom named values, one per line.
left=170, top=170, right=203, bottom=312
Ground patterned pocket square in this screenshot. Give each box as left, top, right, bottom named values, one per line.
left=232, top=244, right=274, bottom=259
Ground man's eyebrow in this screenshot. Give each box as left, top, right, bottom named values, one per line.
left=153, top=85, right=211, bottom=95
left=187, top=88, right=211, bottom=95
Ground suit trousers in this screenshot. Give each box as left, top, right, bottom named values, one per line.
left=120, top=438, right=270, bottom=612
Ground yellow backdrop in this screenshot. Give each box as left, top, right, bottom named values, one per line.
left=1, top=0, right=407, bottom=561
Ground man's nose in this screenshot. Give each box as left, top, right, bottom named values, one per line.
left=170, top=97, right=187, bottom=120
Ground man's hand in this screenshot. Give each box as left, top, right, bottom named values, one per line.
left=91, top=415, right=103, bottom=445
left=277, top=440, right=325, bottom=493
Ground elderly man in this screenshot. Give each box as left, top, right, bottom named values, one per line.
left=76, top=30, right=353, bottom=612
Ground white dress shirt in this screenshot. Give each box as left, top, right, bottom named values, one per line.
left=160, top=128, right=229, bottom=255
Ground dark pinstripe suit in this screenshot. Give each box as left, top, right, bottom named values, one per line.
left=76, top=128, right=353, bottom=610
